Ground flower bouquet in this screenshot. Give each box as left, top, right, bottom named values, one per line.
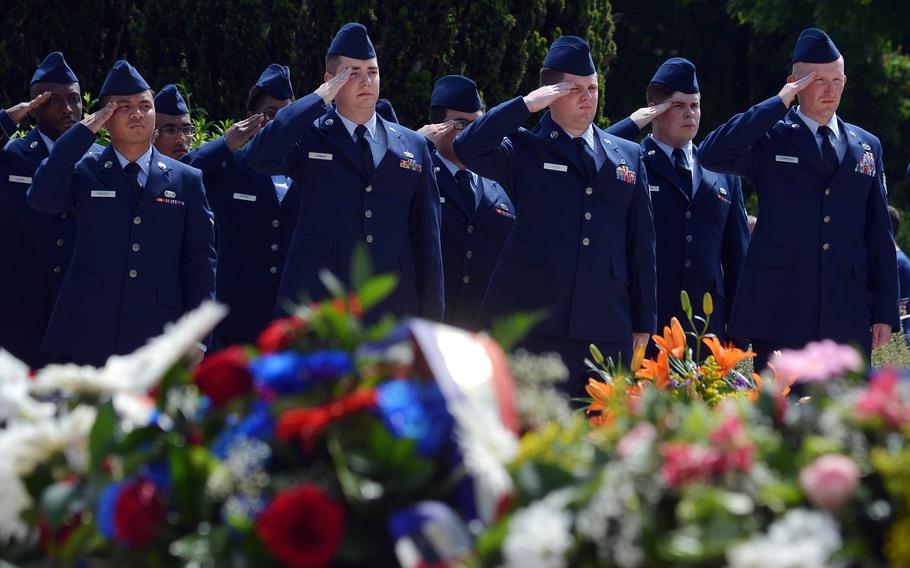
left=0, top=254, right=519, bottom=567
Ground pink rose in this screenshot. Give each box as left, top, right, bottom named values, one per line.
left=799, top=454, right=860, bottom=512
left=617, top=422, right=657, bottom=458
left=659, top=443, right=721, bottom=487
left=855, top=368, right=910, bottom=429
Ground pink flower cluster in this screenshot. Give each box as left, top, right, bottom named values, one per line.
left=855, top=368, right=910, bottom=429
left=771, top=340, right=863, bottom=383
left=659, top=414, right=755, bottom=487
left=799, top=454, right=860, bottom=511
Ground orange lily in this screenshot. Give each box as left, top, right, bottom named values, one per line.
left=636, top=350, right=671, bottom=388
left=750, top=362, right=792, bottom=400
left=653, top=318, right=687, bottom=359
left=703, top=336, right=755, bottom=375
left=585, top=378, right=615, bottom=427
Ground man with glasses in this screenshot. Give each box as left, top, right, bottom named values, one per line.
left=418, top=75, right=514, bottom=329
left=153, top=84, right=195, bottom=160
left=454, top=36, right=656, bottom=391
left=245, top=23, right=443, bottom=322
left=181, top=64, right=299, bottom=347
left=0, top=52, right=104, bottom=368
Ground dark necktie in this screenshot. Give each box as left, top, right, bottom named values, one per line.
left=124, top=162, right=142, bottom=201
left=673, top=148, right=693, bottom=198
left=355, top=124, right=374, bottom=177
left=574, top=137, right=597, bottom=181
left=454, top=169, right=476, bottom=212
left=817, top=125, right=840, bottom=179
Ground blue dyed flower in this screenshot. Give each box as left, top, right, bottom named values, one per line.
left=376, top=379, right=454, bottom=456
left=251, top=350, right=354, bottom=395
left=212, top=401, right=275, bottom=459
left=96, top=482, right=123, bottom=540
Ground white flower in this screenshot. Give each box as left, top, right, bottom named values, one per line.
left=503, top=492, right=574, bottom=568
left=726, top=508, right=842, bottom=568
left=0, top=350, right=54, bottom=422
left=0, top=464, right=33, bottom=543
left=0, top=405, right=97, bottom=477
left=31, top=301, right=227, bottom=397
left=448, top=399, right=518, bottom=524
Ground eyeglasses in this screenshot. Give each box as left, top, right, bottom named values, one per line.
left=157, top=125, right=197, bottom=137
left=452, top=119, right=474, bottom=131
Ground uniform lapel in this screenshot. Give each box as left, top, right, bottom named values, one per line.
left=136, top=149, right=169, bottom=213
left=691, top=166, right=721, bottom=208
left=784, top=109, right=827, bottom=178
left=375, top=117, right=404, bottom=177
left=238, top=148, right=280, bottom=205
left=317, top=109, right=367, bottom=176
left=641, top=136, right=691, bottom=202
left=477, top=177, right=506, bottom=216
left=96, top=145, right=137, bottom=210
left=434, top=153, right=474, bottom=219
left=831, top=120, right=866, bottom=185
left=535, top=112, right=588, bottom=180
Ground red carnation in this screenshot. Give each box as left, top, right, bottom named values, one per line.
left=192, top=346, right=253, bottom=407
left=275, top=389, right=377, bottom=453
left=113, top=478, right=166, bottom=548
left=258, top=316, right=307, bottom=353
left=256, top=484, right=345, bottom=568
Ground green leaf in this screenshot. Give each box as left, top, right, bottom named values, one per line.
left=350, top=244, right=373, bottom=291
left=358, top=274, right=399, bottom=312
left=39, top=482, right=80, bottom=530
left=489, top=310, right=548, bottom=352
left=89, top=400, right=118, bottom=474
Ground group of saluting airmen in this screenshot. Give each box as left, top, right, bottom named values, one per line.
left=0, top=22, right=901, bottom=393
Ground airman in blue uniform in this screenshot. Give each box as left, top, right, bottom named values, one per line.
left=454, top=36, right=657, bottom=387
left=28, top=60, right=216, bottom=366
left=417, top=75, right=515, bottom=329
left=605, top=58, right=749, bottom=348
left=153, top=84, right=196, bottom=160
left=244, top=23, right=444, bottom=321
left=182, top=64, right=300, bottom=347
left=0, top=52, right=103, bottom=367
left=699, top=28, right=898, bottom=369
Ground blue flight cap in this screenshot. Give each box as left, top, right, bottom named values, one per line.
left=792, top=28, right=841, bottom=64
left=543, top=36, right=596, bottom=76
left=154, top=84, right=189, bottom=115
left=430, top=75, right=483, bottom=113
left=30, top=51, right=79, bottom=85
left=254, top=64, right=294, bottom=101
left=650, top=58, right=699, bottom=94
left=376, top=98, right=399, bottom=123
left=327, top=22, right=376, bottom=60
left=99, top=60, right=151, bottom=97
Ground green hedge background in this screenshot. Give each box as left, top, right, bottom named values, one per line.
left=3, top=0, right=910, bottom=246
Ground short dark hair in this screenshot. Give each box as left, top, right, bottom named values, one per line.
left=428, top=107, right=448, bottom=124
left=889, top=205, right=901, bottom=235
left=539, top=67, right=565, bottom=87
left=646, top=82, right=675, bottom=104
left=325, top=54, right=342, bottom=75
left=246, top=87, right=267, bottom=113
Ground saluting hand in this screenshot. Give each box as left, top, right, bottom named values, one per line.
left=81, top=102, right=116, bottom=134
left=417, top=121, right=455, bottom=146
left=225, top=113, right=265, bottom=151
left=778, top=71, right=817, bottom=107
left=315, top=66, right=354, bottom=105
left=629, top=101, right=671, bottom=129
left=5, top=91, right=52, bottom=125
left=523, top=81, right=574, bottom=113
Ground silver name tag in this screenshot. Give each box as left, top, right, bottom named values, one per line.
left=648, top=185, right=660, bottom=192
left=775, top=155, right=799, bottom=163
left=308, top=152, right=333, bottom=160
left=8, top=175, right=32, bottom=184
left=233, top=193, right=257, bottom=202
left=91, top=190, right=116, bottom=198
left=543, top=162, right=568, bottom=172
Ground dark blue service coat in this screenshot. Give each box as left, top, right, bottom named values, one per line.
left=699, top=96, right=898, bottom=350
left=27, top=124, right=216, bottom=365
